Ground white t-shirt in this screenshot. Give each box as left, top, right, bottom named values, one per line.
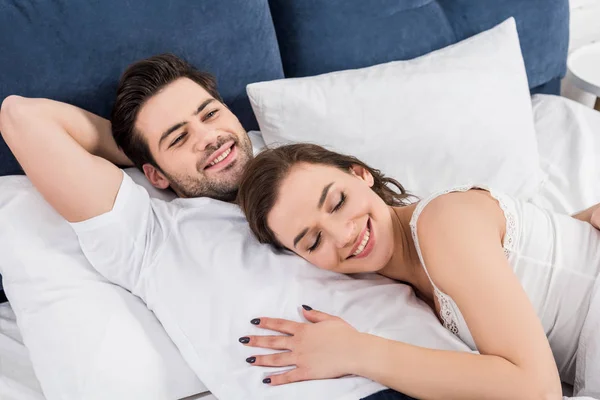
left=71, top=172, right=470, bottom=400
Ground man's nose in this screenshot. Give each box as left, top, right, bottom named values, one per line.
left=189, top=121, right=220, bottom=152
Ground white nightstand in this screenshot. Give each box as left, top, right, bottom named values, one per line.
left=567, top=42, right=600, bottom=111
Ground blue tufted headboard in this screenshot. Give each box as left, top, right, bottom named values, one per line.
left=0, top=0, right=570, bottom=178
left=0, top=0, right=570, bottom=297
left=268, top=0, right=569, bottom=95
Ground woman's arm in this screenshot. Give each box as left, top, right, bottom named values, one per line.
left=391, top=191, right=562, bottom=399
left=573, top=203, right=600, bottom=229
left=353, top=334, right=554, bottom=400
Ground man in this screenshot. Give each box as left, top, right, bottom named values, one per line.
left=1, top=54, right=254, bottom=224
left=1, top=54, right=425, bottom=399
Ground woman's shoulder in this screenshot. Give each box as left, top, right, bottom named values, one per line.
left=412, top=188, right=506, bottom=247
left=409, top=189, right=508, bottom=289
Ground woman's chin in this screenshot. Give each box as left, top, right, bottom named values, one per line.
left=340, top=262, right=383, bottom=275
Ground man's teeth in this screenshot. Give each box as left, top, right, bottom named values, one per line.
left=209, top=147, right=232, bottom=166
left=352, top=228, right=371, bottom=257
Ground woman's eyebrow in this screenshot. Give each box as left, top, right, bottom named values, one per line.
left=318, top=182, right=334, bottom=209
left=293, top=228, right=309, bottom=248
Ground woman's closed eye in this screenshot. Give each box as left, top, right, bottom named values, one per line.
left=308, top=232, right=322, bottom=253
left=332, top=192, right=346, bottom=212
left=307, top=193, right=346, bottom=253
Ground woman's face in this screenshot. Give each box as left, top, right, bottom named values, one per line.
left=268, top=162, right=396, bottom=274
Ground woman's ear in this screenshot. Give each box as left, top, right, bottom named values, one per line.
left=349, top=164, right=375, bottom=188
left=143, top=163, right=170, bottom=190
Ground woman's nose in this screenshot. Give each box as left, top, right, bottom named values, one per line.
left=332, top=219, right=357, bottom=249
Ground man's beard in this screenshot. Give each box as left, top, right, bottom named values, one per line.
left=163, top=134, right=253, bottom=201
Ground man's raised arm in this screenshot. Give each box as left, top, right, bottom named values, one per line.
left=0, top=96, right=132, bottom=222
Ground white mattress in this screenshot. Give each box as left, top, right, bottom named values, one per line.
left=0, top=95, right=597, bottom=399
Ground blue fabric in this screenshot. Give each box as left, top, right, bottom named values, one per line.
left=269, top=0, right=456, bottom=77
left=438, top=0, right=569, bottom=91
left=531, top=78, right=562, bottom=96
left=362, top=389, right=417, bottom=400
left=268, top=0, right=569, bottom=93
left=0, top=0, right=284, bottom=176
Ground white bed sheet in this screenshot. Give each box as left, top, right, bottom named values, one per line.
left=0, top=302, right=44, bottom=400
left=0, top=304, right=218, bottom=400
left=0, top=97, right=597, bottom=400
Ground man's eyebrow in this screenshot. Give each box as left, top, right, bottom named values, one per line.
left=193, top=98, right=215, bottom=116
left=158, top=98, right=216, bottom=149
left=293, top=228, right=309, bottom=248
left=158, top=122, right=187, bottom=149
left=318, top=182, right=334, bottom=209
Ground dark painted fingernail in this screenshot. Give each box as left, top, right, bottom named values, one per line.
left=246, top=357, right=256, bottom=364
left=239, top=337, right=250, bottom=344
left=251, top=318, right=260, bottom=325
left=263, top=378, right=271, bottom=384
left=302, top=304, right=313, bottom=311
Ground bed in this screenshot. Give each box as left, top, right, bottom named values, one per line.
left=2, top=91, right=600, bottom=399
left=0, top=1, right=588, bottom=400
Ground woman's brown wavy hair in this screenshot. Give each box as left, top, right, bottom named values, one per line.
left=237, top=143, right=411, bottom=249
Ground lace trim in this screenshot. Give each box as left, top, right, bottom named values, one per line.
left=409, top=222, right=461, bottom=336
left=435, top=288, right=459, bottom=335
left=490, top=190, right=517, bottom=258
left=409, top=185, right=518, bottom=339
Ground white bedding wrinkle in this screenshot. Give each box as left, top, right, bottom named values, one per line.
left=530, top=94, right=600, bottom=215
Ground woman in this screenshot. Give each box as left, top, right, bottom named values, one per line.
left=236, top=143, right=600, bottom=400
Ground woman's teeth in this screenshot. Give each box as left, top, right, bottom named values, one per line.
left=209, top=147, right=232, bottom=167
left=352, top=228, right=371, bottom=257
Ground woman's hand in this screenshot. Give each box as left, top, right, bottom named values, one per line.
left=239, top=306, right=361, bottom=386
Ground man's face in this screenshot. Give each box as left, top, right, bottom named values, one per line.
left=136, top=78, right=253, bottom=201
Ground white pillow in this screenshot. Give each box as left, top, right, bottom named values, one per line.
left=530, top=94, right=600, bottom=214
left=0, top=169, right=206, bottom=400
left=70, top=172, right=472, bottom=400
left=247, top=18, right=541, bottom=199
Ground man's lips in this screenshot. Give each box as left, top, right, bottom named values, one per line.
left=203, top=141, right=235, bottom=170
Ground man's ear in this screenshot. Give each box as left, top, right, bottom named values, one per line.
left=142, top=163, right=170, bottom=190
left=349, top=164, right=374, bottom=188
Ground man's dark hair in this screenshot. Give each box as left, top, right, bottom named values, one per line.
left=111, top=54, right=223, bottom=171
